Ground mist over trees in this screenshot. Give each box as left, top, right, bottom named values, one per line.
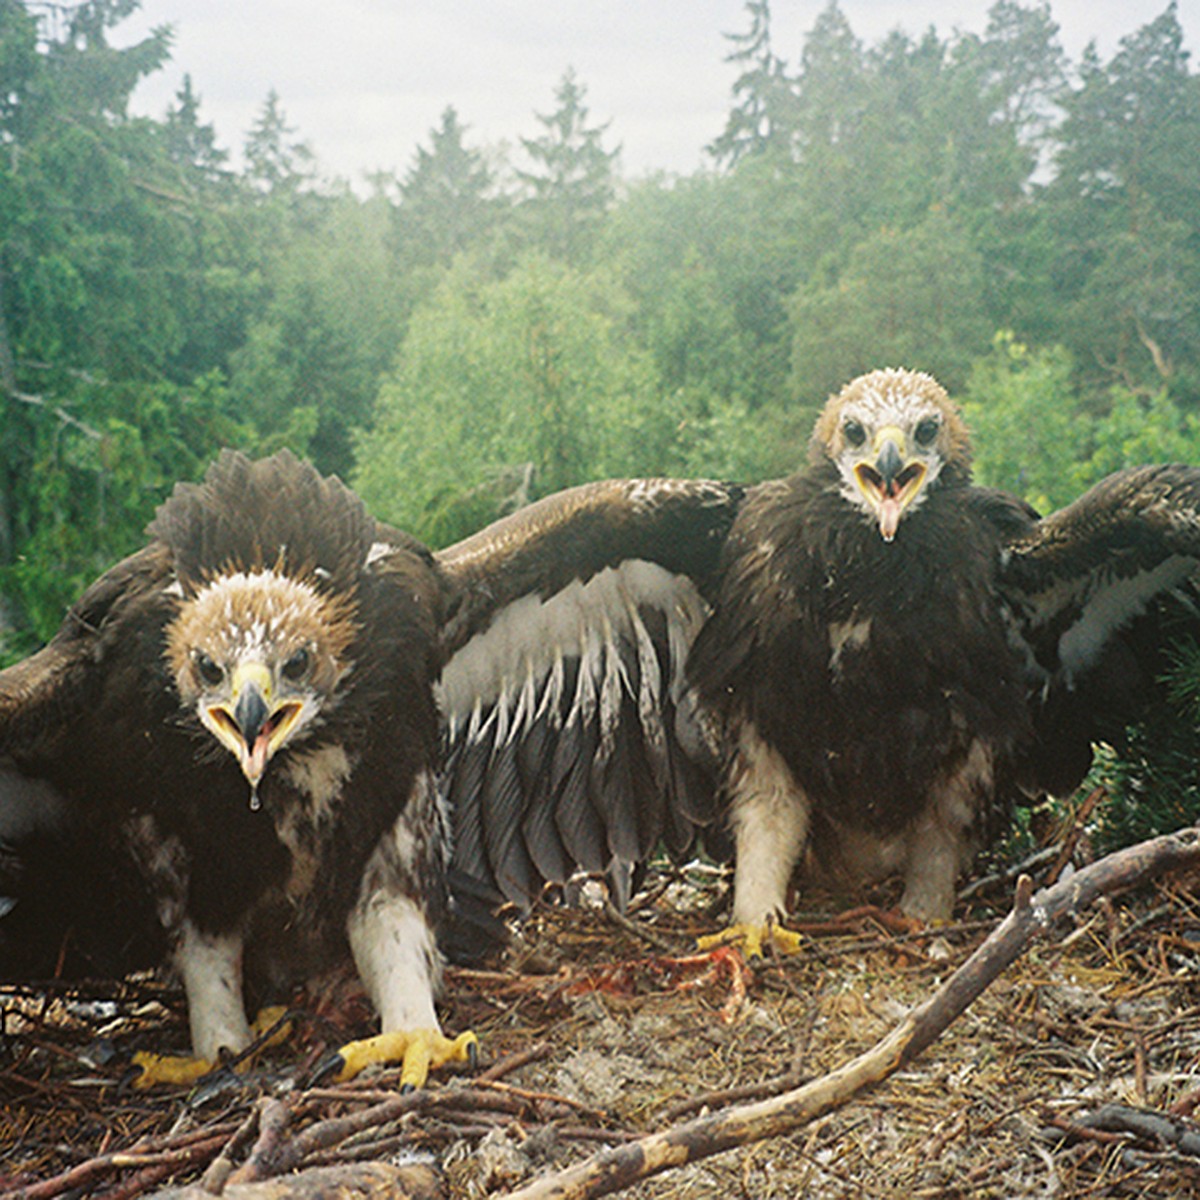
left=2, top=0, right=1198, bottom=658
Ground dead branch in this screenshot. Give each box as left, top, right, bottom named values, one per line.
left=476, top=1043, right=554, bottom=1083
left=500, top=824, right=1200, bottom=1200
left=1, top=1128, right=238, bottom=1200
left=1080, top=1104, right=1200, bottom=1157
left=1045, top=785, right=1106, bottom=885
left=225, top=1100, right=295, bottom=1186
left=146, top=1161, right=445, bottom=1200
left=602, top=899, right=686, bottom=954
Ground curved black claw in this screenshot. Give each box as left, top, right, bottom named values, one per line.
left=310, top=1049, right=347, bottom=1086
left=188, top=1064, right=245, bottom=1107
left=117, top=1061, right=146, bottom=1096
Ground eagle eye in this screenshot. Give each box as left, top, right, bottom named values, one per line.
left=843, top=419, right=867, bottom=448
left=193, top=651, right=223, bottom=688
left=914, top=416, right=940, bottom=447
left=282, top=647, right=311, bottom=683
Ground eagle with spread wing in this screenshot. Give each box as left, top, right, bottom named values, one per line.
left=436, top=368, right=1200, bottom=955
left=0, top=451, right=476, bottom=1087
left=0, top=452, right=740, bottom=1084
left=5, top=368, right=1200, bottom=1075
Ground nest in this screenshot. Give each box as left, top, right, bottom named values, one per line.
left=5, top=837, right=1200, bottom=1199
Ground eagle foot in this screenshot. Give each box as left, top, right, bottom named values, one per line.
left=696, top=920, right=805, bottom=960
left=129, top=1006, right=295, bottom=1090
left=130, top=1050, right=219, bottom=1089
left=330, top=1027, right=479, bottom=1089
left=250, top=1005, right=294, bottom=1046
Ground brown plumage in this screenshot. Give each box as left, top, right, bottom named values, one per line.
left=0, top=450, right=468, bottom=1086
left=7, top=367, right=1200, bottom=1047
left=436, top=368, right=1200, bottom=954
left=0, top=458, right=745, bottom=1082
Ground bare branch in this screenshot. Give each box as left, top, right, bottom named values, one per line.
left=501, top=825, right=1200, bottom=1200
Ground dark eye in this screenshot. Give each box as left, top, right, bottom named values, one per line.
left=843, top=419, right=867, bottom=448
left=282, top=647, right=311, bottom=683
left=914, top=417, right=940, bottom=446
left=193, top=651, right=223, bottom=688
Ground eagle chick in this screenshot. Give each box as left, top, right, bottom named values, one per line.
left=0, top=450, right=474, bottom=1087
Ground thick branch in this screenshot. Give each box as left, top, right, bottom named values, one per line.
left=148, top=1161, right=445, bottom=1200
left=503, top=825, right=1200, bottom=1200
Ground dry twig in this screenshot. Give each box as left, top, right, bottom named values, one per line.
left=500, top=824, right=1200, bottom=1200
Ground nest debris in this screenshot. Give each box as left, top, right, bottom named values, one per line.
left=4, top=831, right=1200, bottom=1199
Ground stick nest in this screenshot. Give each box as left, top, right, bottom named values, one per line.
left=5, top=837, right=1200, bottom=1199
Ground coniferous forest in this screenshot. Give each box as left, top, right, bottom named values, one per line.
left=4, top=0, right=1200, bottom=847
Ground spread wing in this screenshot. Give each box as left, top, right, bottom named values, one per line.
left=0, top=542, right=173, bottom=762
left=435, top=478, right=744, bottom=909
left=997, top=465, right=1200, bottom=793
left=0, top=542, right=174, bottom=977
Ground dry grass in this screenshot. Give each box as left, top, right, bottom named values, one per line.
left=4, top=857, right=1200, bottom=1199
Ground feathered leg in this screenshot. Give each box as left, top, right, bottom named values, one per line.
left=133, top=920, right=252, bottom=1087
left=335, top=772, right=476, bottom=1088
left=698, top=724, right=810, bottom=957
left=898, top=741, right=992, bottom=922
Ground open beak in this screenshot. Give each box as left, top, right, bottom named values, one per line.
left=852, top=425, right=928, bottom=542
left=202, top=662, right=307, bottom=786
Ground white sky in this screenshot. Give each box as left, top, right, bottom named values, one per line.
left=115, top=0, right=1196, bottom=187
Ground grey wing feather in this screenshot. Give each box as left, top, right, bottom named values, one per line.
left=999, top=465, right=1200, bottom=686
left=436, top=478, right=742, bottom=910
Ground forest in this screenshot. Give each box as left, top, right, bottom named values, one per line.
left=3, top=0, right=1200, bottom=836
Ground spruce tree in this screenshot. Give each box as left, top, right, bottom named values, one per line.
left=517, top=69, right=619, bottom=263
left=395, top=106, right=499, bottom=268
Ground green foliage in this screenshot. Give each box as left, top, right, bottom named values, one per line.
left=1088, top=638, right=1200, bottom=855
left=354, top=254, right=669, bottom=545
left=2, top=0, right=1200, bottom=728
left=1081, top=385, right=1200, bottom=482
left=708, top=0, right=797, bottom=165
left=1039, top=3, right=1200, bottom=400
left=226, top=193, right=407, bottom=477
left=516, top=70, right=620, bottom=263
left=790, top=211, right=993, bottom=403
left=963, top=333, right=1081, bottom=510
left=602, top=168, right=805, bottom=417
left=391, top=107, right=504, bottom=271
left=243, top=89, right=315, bottom=197
left=0, top=371, right=252, bottom=653
left=966, top=333, right=1200, bottom=512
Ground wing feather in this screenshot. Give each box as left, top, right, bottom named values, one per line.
left=997, top=465, right=1200, bottom=796
left=0, top=543, right=173, bottom=761
left=436, top=478, right=742, bottom=911
left=1000, top=465, right=1200, bottom=684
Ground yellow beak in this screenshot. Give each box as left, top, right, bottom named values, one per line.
left=852, top=426, right=928, bottom=542
left=201, top=662, right=306, bottom=786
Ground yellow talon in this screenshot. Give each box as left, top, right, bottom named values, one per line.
left=251, top=1005, right=293, bottom=1048
left=697, top=921, right=805, bottom=959
left=131, top=1006, right=293, bottom=1089
left=130, top=1051, right=218, bottom=1089
left=333, top=1027, right=478, bottom=1089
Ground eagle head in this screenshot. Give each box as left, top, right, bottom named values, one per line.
left=811, top=368, right=971, bottom=542
left=166, top=568, right=357, bottom=790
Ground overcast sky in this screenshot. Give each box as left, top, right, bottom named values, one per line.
left=115, top=0, right=1193, bottom=187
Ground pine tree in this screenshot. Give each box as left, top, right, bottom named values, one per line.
left=243, top=90, right=315, bottom=196
left=1043, top=4, right=1200, bottom=400
left=163, top=74, right=228, bottom=184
